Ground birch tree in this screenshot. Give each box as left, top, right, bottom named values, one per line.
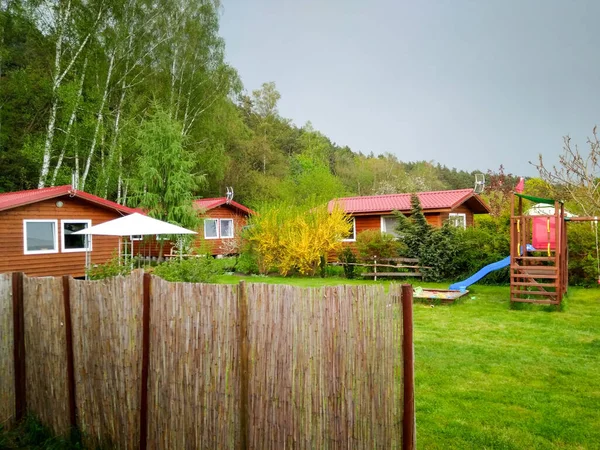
left=37, top=0, right=103, bottom=188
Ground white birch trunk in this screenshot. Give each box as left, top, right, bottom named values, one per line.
left=38, top=0, right=96, bottom=188
left=80, top=52, right=115, bottom=191
left=50, top=58, right=87, bottom=186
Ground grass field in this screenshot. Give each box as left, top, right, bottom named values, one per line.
left=217, top=275, right=600, bottom=449
left=2, top=275, right=599, bottom=449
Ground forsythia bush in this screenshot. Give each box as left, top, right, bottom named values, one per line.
left=247, top=202, right=351, bottom=276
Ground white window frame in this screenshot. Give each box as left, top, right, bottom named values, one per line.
left=343, top=217, right=356, bottom=242
left=448, top=213, right=467, bottom=229
left=130, top=235, right=143, bottom=241
left=380, top=215, right=400, bottom=238
left=156, top=234, right=170, bottom=241
left=220, top=218, right=234, bottom=239
left=23, top=219, right=59, bottom=255
left=204, top=219, right=219, bottom=239
left=61, top=219, right=92, bottom=253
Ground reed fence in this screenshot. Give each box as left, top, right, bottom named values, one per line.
left=0, top=271, right=415, bottom=449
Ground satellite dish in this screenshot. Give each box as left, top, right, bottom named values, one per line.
left=474, top=174, right=485, bottom=194
left=226, top=186, right=234, bottom=204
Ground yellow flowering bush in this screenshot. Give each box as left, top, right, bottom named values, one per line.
left=247, top=202, right=351, bottom=276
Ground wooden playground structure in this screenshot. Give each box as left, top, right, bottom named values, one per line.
left=510, top=193, right=599, bottom=305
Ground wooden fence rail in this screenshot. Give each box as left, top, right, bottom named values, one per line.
left=0, top=272, right=415, bottom=449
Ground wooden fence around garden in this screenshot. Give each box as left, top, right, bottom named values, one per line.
left=0, top=271, right=415, bottom=449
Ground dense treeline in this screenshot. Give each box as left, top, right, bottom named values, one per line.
left=0, top=1, right=482, bottom=207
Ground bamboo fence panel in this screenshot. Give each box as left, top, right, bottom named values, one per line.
left=22, top=275, right=70, bottom=435
left=245, top=283, right=403, bottom=449
left=147, top=277, right=240, bottom=449
left=0, top=274, right=14, bottom=426
left=70, top=271, right=143, bottom=449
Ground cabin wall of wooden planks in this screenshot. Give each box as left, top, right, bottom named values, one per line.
left=0, top=197, right=124, bottom=277
left=0, top=273, right=412, bottom=449
left=133, top=205, right=250, bottom=258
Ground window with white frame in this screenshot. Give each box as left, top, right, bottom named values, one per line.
left=130, top=235, right=143, bottom=241
left=220, top=219, right=234, bottom=239
left=62, top=220, right=92, bottom=252
left=343, top=218, right=356, bottom=242
left=204, top=219, right=219, bottom=239
left=448, top=213, right=467, bottom=229
left=380, top=215, right=400, bottom=238
left=23, top=220, right=58, bottom=255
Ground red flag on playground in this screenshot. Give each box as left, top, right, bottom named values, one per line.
left=515, top=177, right=525, bottom=193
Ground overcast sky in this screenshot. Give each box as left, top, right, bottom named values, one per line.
left=220, top=0, right=600, bottom=176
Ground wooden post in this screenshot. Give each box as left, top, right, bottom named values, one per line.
left=139, top=273, right=151, bottom=450
left=510, top=194, right=516, bottom=302
left=374, top=256, right=378, bottom=281
left=238, top=281, right=249, bottom=450
left=555, top=201, right=562, bottom=303
left=62, top=276, right=77, bottom=430
left=12, top=272, right=26, bottom=422
left=401, top=284, right=415, bottom=450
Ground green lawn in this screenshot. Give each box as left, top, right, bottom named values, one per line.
left=218, top=274, right=600, bottom=449
left=3, top=275, right=599, bottom=449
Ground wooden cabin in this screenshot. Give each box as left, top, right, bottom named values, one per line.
left=0, top=185, right=139, bottom=277
left=328, top=189, right=490, bottom=243
left=134, top=197, right=255, bottom=258
left=193, top=197, right=254, bottom=256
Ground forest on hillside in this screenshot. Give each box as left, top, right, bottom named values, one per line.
left=0, top=0, right=495, bottom=210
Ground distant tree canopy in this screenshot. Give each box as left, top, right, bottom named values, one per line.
left=0, top=1, right=496, bottom=206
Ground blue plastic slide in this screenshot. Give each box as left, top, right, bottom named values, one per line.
left=449, top=256, right=511, bottom=290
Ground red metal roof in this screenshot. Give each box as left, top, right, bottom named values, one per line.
left=194, top=197, right=255, bottom=215
left=328, top=189, right=490, bottom=214
left=0, top=185, right=140, bottom=214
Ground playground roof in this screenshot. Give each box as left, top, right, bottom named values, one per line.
left=194, top=197, right=255, bottom=215
left=0, top=185, right=140, bottom=214
left=328, top=189, right=490, bottom=215
left=514, top=193, right=560, bottom=205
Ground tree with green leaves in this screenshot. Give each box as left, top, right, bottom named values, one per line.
left=128, top=107, right=200, bottom=258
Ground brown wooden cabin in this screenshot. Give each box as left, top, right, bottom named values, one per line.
left=0, top=185, right=139, bottom=277
left=328, top=188, right=490, bottom=254
left=134, top=197, right=255, bottom=258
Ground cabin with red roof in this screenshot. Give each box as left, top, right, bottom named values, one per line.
left=328, top=189, right=490, bottom=243
left=134, top=197, right=255, bottom=258
left=193, top=197, right=254, bottom=256
left=0, top=185, right=139, bottom=277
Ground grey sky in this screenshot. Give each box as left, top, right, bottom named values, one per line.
left=220, top=0, right=600, bottom=176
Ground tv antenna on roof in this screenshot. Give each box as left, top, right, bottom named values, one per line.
left=226, top=186, right=234, bottom=204
left=474, top=174, right=485, bottom=194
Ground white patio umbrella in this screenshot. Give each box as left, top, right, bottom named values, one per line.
left=73, top=212, right=197, bottom=236
left=73, top=213, right=197, bottom=277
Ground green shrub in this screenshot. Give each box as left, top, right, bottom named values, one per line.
left=338, top=246, right=357, bottom=279
left=568, top=223, right=600, bottom=286
left=211, top=257, right=238, bottom=273
left=88, top=254, right=138, bottom=280
left=419, top=223, right=462, bottom=282
left=451, top=215, right=511, bottom=284
left=153, top=257, right=220, bottom=283
left=236, top=249, right=260, bottom=275
left=393, top=197, right=511, bottom=283
left=355, top=230, right=399, bottom=261
left=325, top=264, right=345, bottom=277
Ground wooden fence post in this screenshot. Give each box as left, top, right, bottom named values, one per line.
left=237, top=281, right=249, bottom=450
left=62, top=275, right=77, bottom=431
left=401, top=284, right=416, bottom=450
left=12, top=272, right=26, bottom=422
left=140, top=273, right=151, bottom=450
